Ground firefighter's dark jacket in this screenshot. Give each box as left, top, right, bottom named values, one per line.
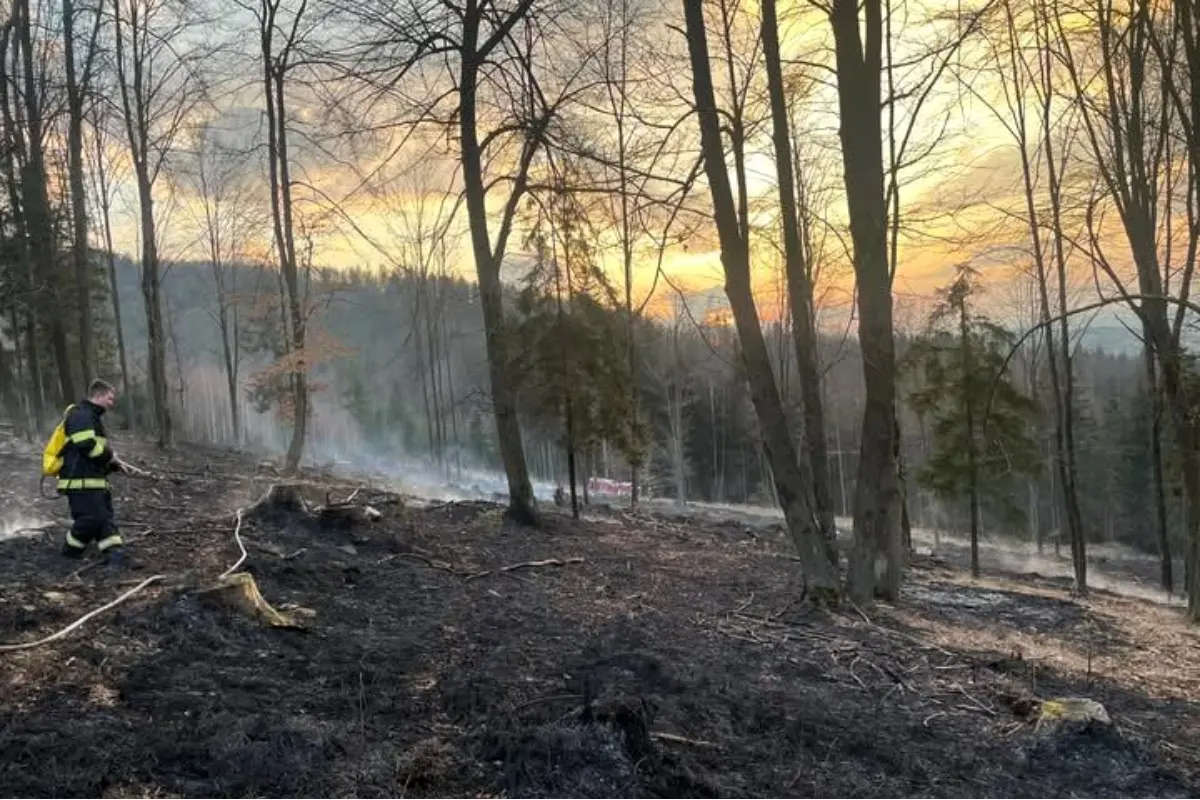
left=58, top=400, right=119, bottom=492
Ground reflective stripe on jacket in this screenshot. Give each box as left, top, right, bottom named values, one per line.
left=59, top=400, right=115, bottom=491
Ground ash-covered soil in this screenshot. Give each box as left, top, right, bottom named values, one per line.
left=1, top=435, right=1198, bottom=798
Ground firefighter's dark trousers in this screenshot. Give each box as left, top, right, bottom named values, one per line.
left=62, top=490, right=124, bottom=556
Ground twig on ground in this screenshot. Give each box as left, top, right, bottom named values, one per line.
left=67, top=561, right=102, bottom=580
left=510, top=693, right=584, bottom=713
left=464, top=557, right=585, bottom=581
left=651, top=731, right=717, bottom=747
left=218, top=509, right=247, bottom=580
left=732, top=593, right=756, bottom=614
left=383, top=551, right=467, bottom=575
left=955, top=685, right=998, bottom=716
left=0, top=575, right=165, bottom=652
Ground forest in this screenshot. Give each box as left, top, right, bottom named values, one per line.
left=0, top=0, right=1196, bottom=611
left=3, top=0, right=1200, bottom=794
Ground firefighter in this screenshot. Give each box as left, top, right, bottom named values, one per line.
left=59, top=379, right=131, bottom=566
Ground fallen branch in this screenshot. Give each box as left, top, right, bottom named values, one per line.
left=383, top=551, right=468, bottom=575
left=219, top=509, right=247, bottom=580
left=464, top=557, right=584, bottom=581
left=0, top=575, right=165, bottom=652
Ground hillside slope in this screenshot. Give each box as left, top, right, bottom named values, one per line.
left=1, top=435, right=1197, bottom=797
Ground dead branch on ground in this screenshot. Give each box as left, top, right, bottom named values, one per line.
left=464, top=557, right=585, bottom=581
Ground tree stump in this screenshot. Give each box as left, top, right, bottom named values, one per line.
left=198, top=571, right=306, bottom=629
left=1035, top=697, right=1111, bottom=735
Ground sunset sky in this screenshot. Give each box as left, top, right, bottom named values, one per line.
left=94, top=0, right=1157, bottom=334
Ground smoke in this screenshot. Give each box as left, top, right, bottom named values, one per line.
left=0, top=515, right=56, bottom=541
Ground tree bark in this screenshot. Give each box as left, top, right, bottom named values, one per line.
left=458, top=31, right=538, bottom=524
left=959, top=297, right=981, bottom=578
left=1143, top=336, right=1172, bottom=594
left=92, top=120, right=133, bottom=426
left=761, top=0, right=837, bottom=559
left=113, top=0, right=171, bottom=444
left=829, top=0, right=903, bottom=602
left=17, top=0, right=74, bottom=406
left=64, top=0, right=96, bottom=383
left=267, top=65, right=307, bottom=472
left=683, top=0, right=840, bottom=598
left=0, top=23, right=44, bottom=430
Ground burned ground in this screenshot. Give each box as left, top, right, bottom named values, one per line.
left=1, top=437, right=1199, bottom=797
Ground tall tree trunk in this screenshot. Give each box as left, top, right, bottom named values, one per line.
left=214, top=271, right=239, bottom=442
left=1143, top=335, right=1172, bottom=593
left=95, top=148, right=133, bottom=426
left=135, top=168, right=171, bottom=444
left=113, top=0, right=170, bottom=443
left=960, top=299, right=981, bottom=578
left=17, top=0, right=73, bottom=405
left=683, top=0, right=840, bottom=598
left=895, top=412, right=912, bottom=554
left=458, top=41, right=538, bottom=524
left=761, top=0, right=837, bottom=560
left=264, top=61, right=307, bottom=472
left=64, top=0, right=94, bottom=382
left=0, top=25, right=43, bottom=430
left=830, top=0, right=903, bottom=601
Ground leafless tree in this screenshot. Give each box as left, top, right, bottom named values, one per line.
left=682, top=0, right=840, bottom=599
left=827, top=0, right=905, bottom=601
left=85, top=92, right=134, bottom=424
left=964, top=0, right=1088, bottom=589
left=1055, top=0, right=1199, bottom=611
left=63, top=0, right=104, bottom=381
left=334, top=0, right=604, bottom=523
left=760, top=0, right=837, bottom=556
left=13, top=0, right=75, bottom=405
left=180, top=120, right=262, bottom=443
left=111, top=0, right=208, bottom=444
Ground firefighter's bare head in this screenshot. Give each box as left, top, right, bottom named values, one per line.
left=87, top=378, right=117, bottom=410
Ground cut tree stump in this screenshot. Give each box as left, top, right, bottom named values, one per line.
left=245, top=484, right=310, bottom=519
left=1034, top=697, right=1111, bottom=735
left=198, top=571, right=307, bottom=629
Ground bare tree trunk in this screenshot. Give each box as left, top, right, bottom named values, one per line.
left=17, top=0, right=74, bottom=405
left=215, top=274, right=239, bottom=442
left=761, top=0, right=837, bottom=559
left=830, top=0, right=903, bottom=602
left=265, top=63, right=307, bottom=472
left=0, top=23, right=43, bottom=430
left=113, top=0, right=172, bottom=444
left=1143, top=337, right=1172, bottom=593
left=64, top=0, right=99, bottom=382
left=896, top=412, right=912, bottom=554
left=459, top=41, right=538, bottom=524
left=959, top=299, right=981, bottom=578
left=683, top=0, right=840, bottom=598
left=93, top=130, right=133, bottom=425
